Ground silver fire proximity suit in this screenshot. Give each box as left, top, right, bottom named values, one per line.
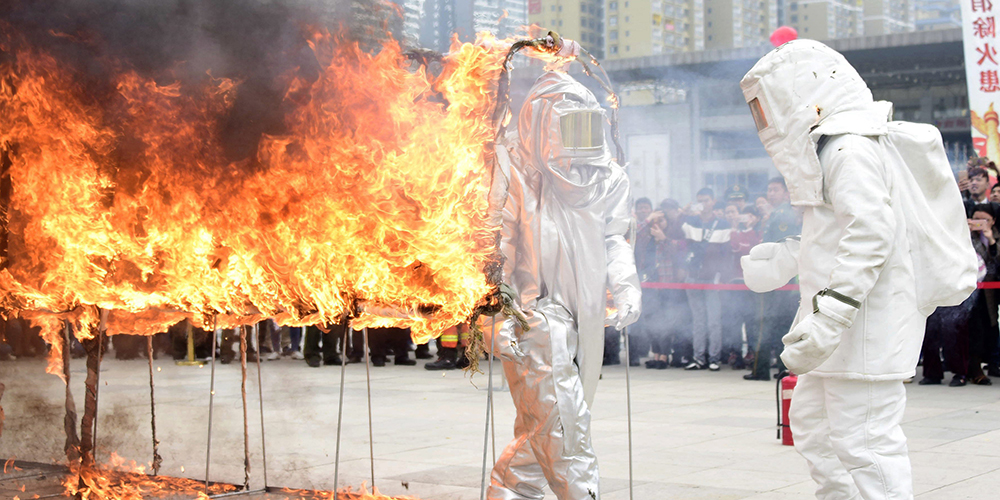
left=486, top=71, right=641, bottom=500
left=740, top=40, right=977, bottom=500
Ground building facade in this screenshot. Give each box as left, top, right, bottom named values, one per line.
left=605, top=0, right=706, bottom=58
left=421, top=0, right=527, bottom=53
left=705, top=0, right=779, bottom=49
left=529, top=0, right=606, bottom=58
left=785, top=0, right=864, bottom=39
left=914, top=0, right=961, bottom=31
left=864, top=0, right=916, bottom=35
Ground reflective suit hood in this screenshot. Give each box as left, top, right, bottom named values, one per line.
left=518, top=71, right=615, bottom=208
left=740, top=39, right=893, bottom=206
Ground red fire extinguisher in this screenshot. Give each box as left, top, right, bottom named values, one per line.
left=776, top=373, right=797, bottom=446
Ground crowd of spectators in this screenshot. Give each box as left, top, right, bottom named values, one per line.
left=606, top=177, right=801, bottom=380
left=920, top=159, right=1000, bottom=386
left=3, top=162, right=1000, bottom=385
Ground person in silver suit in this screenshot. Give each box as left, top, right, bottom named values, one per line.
left=487, top=66, right=641, bottom=500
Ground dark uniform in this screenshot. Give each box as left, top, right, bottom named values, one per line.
left=749, top=202, right=801, bottom=379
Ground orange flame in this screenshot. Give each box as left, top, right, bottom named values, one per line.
left=0, top=26, right=529, bottom=372
left=63, top=453, right=237, bottom=499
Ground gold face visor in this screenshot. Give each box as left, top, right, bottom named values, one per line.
left=748, top=97, right=769, bottom=132
left=559, top=111, right=605, bottom=150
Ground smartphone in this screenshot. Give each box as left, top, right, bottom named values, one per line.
left=738, top=214, right=751, bottom=224
left=690, top=203, right=704, bottom=213
left=959, top=169, right=969, bottom=183
left=970, top=219, right=989, bottom=232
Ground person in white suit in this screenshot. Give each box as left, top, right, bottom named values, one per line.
left=739, top=40, right=977, bottom=500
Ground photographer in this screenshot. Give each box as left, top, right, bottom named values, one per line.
left=636, top=200, right=689, bottom=369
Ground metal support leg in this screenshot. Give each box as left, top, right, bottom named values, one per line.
left=205, top=319, right=218, bottom=493
left=362, top=327, right=375, bottom=490
left=480, top=316, right=497, bottom=500
left=332, top=326, right=349, bottom=500
left=622, top=326, right=634, bottom=500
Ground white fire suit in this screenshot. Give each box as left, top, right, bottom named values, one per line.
left=487, top=71, right=641, bottom=500
left=740, top=40, right=976, bottom=500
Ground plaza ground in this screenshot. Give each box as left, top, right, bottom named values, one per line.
left=2, top=353, right=999, bottom=499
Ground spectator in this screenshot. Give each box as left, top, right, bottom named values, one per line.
left=724, top=205, right=762, bottom=369
left=745, top=177, right=800, bottom=381
left=991, top=183, right=1000, bottom=204
left=755, top=196, right=773, bottom=223
left=966, top=167, right=991, bottom=205
left=635, top=199, right=689, bottom=369
left=964, top=203, right=999, bottom=385
left=624, top=197, right=656, bottom=365
left=681, top=188, right=732, bottom=371
left=725, top=185, right=749, bottom=212
left=303, top=322, right=344, bottom=367
left=425, top=324, right=471, bottom=370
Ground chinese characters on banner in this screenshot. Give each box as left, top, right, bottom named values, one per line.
left=963, top=0, right=1000, bottom=160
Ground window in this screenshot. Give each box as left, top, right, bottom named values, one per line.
left=610, top=45, right=619, bottom=54
left=708, top=8, right=712, bottom=13
left=626, top=45, right=630, bottom=51
left=625, top=15, right=630, bottom=21
left=791, top=2, right=797, bottom=10
left=791, top=14, right=798, bottom=22
left=551, top=5, right=556, bottom=11
left=610, top=30, right=619, bottom=40
left=708, top=21, right=712, bottom=27
left=610, top=16, right=617, bottom=26
left=609, top=1, right=618, bottom=10
left=626, top=30, right=630, bottom=37
left=708, top=35, right=713, bottom=41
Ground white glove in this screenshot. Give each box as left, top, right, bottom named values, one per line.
left=780, top=293, right=858, bottom=375
left=608, top=289, right=641, bottom=331
left=741, top=239, right=800, bottom=293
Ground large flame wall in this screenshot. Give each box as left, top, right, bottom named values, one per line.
left=0, top=24, right=507, bottom=351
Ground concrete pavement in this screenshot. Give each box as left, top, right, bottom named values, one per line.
left=2, top=353, right=999, bottom=499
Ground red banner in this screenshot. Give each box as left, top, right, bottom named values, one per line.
left=529, top=0, right=542, bottom=15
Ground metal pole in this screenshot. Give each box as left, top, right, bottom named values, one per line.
left=240, top=325, right=251, bottom=490
left=332, top=326, right=349, bottom=500
left=480, top=316, right=497, bottom=500
left=622, top=325, right=634, bottom=500
left=255, top=323, right=269, bottom=489
left=489, top=322, right=497, bottom=467
left=147, top=336, right=162, bottom=476
left=205, top=319, right=218, bottom=494
left=362, top=327, right=375, bottom=490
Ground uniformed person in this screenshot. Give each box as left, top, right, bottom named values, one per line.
left=745, top=177, right=801, bottom=380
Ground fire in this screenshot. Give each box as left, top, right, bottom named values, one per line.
left=0, top=25, right=520, bottom=367
left=62, top=453, right=237, bottom=500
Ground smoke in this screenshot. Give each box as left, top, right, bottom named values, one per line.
left=1, top=0, right=395, bottom=159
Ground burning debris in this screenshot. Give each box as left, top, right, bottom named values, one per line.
left=0, top=2, right=619, bottom=499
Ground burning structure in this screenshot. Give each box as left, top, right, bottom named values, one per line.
left=0, top=1, right=623, bottom=499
